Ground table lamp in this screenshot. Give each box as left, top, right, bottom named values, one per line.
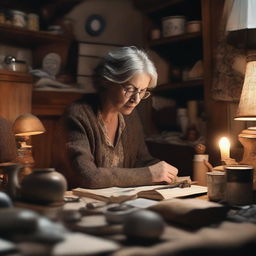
left=226, top=0, right=256, bottom=49
left=234, top=53, right=256, bottom=169
left=225, top=0, right=256, bottom=188
left=13, top=113, right=45, bottom=176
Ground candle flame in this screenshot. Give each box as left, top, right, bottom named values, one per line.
left=219, top=137, right=230, bottom=161
left=219, top=137, right=230, bottom=148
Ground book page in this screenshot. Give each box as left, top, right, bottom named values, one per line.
left=72, top=183, right=207, bottom=202
left=73, top=185, right=170, bottom=202
left=155, top=185, right=208, bottom=200
left=72, top=176, right=192, bottom=200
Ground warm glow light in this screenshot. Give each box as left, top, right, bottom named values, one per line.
left=219, top=137, right=230, bottom=161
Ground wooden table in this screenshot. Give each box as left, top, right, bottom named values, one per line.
left=11, top=194, right=256, bottom=256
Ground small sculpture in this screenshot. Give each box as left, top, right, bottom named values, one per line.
left=193, top=144, right=209, bottom=185
left=195, top=143, right=206, bottom=154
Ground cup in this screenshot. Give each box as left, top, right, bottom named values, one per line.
left=206, top=171, right=226, bottom=202
left=193, top=154, right=209, bottom=186
left=225, top=165, right=254, bottom=205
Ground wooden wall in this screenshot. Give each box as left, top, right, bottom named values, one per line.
left=32, top=90, right=83, bottom=168
left=0, top=70, right=32, bottom=123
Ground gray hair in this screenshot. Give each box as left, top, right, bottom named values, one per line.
left=94, top=46, right=157, bottom=89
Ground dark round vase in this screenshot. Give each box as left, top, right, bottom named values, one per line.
left=20, top=168, right=67, bottom=204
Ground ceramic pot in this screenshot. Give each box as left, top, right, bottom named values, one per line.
left=2, top=164, right=67, bottom=204
left=162, top=16, right=185, bottom=37
left=123, top=209, right=165, bottom=241
left=0, top=191, right=12, bottom=207
left=20, top=168, right=67, bottom=204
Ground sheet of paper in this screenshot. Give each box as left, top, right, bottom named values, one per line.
left=155, top=185, right=208, bottom=199
left=73, top=184, right=207, bottom=202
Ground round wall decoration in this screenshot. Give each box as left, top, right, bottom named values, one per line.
left=85, top=14, right=106, bottom=36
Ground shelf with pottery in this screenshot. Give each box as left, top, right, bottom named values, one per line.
left=0, top=23, right=70, bottom=47
left=0, top=22, right=72, bottom=71
left=139, top=0, right=203, bottom=88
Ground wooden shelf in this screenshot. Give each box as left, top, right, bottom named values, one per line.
left=149, top=32, right=202, bottom=47
left=153, top=79, right=203, bottom=92
left=32, top=90, right=84, bottom=116
left=0, top=69, right=33, bottom=83
left=0, top=24, right=70, bottom=47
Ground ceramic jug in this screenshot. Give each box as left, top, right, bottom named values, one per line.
left=3, top=164, right=67, bottom=204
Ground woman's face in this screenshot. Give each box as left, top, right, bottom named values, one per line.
left=105, top=73, right=151, bottom=115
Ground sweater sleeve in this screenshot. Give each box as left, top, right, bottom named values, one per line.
left=53, top=105, right=158, bottom=189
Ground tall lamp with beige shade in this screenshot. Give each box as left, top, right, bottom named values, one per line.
left=226, top=0, right=256, bottom=187
left=235, top=53, right=256, bottom=168
left=13, top=113, right=45, bottom=176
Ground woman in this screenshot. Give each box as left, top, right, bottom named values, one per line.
left=53, top=46, right=178, bottom=188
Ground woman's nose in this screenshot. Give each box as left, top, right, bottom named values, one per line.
left=130, top=92, right=141, bottom=103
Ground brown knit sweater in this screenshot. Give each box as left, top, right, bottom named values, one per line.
left=52, top=94, right=159, bottom=189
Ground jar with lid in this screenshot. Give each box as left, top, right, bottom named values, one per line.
left=27, top=13, right=39, bottom=31
left=0, top=9, right=6, bottom=24
left=162, top=16, right=186, bottom=37
left=11, top=10, right=26, bottom=28
left=225, top=165, right=254, bottom=205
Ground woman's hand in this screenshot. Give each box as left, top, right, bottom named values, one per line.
left=149, top=161, right=178, bottom=184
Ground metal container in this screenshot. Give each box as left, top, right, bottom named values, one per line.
left=162, top=15, right=186, bottom=37
left=207, top=171, right=226, bottom=202
left=4, top=56, right=28, bottom=72
left=225, top=165, right=254, bottom=205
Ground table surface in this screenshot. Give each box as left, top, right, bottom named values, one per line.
left=10, top=192, right=256, bottom=256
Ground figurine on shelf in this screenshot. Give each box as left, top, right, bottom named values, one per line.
left=185, top=125, right=200, bottom=141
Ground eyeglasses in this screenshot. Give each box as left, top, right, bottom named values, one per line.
left=122, top=85, right=151, bottom=100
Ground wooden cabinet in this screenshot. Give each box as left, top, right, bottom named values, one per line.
left=136, top=0, right=206, bottom=102
left=0, top=70, right=32, bottom=123
left=0, top=1, right=80, bottom=168
left=0, top=0, right=82, bottom=72
left=32, top=91, right=84, bottom=168
left=134, top=0, right=211, bottom=170
left=135, top=0, right=232, bottom=167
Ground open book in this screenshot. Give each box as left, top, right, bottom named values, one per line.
left=72, top=180, right=207, bottom=203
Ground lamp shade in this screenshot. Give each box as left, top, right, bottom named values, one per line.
left=235, top=56, right=256, bottom=121
left=13, top=114, right=46, bottom=136
left=226, top=0, right=256, bottom=31
left=0, top=117, right=17, bottom=163
left=226, top=0, right=256, bottom=49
